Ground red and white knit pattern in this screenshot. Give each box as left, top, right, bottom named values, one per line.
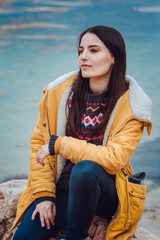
left=67, top=91, right=108, bottom=145
left=82, top=113, right=103, bottom=127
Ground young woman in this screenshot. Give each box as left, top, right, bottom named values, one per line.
left=12, top=26, right=152, bottom=240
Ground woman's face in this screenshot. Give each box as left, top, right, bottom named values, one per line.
left=79, top=32, right=114, bottom=82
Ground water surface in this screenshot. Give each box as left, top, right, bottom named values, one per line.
left=0, top=0, right=160, bottom=183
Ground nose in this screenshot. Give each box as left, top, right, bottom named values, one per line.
left=79, top=50, right=88, bottom=61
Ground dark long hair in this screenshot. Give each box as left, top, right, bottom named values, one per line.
left=67, top=25, right=128, bottom=137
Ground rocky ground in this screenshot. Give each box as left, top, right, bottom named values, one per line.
left=0, top=179, right=159, bottom=240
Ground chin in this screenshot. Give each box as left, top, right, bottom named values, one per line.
left=81, top=72, right=92, bottom=78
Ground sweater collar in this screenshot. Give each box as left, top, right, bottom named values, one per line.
left=86, top=90, right=108, bottom=104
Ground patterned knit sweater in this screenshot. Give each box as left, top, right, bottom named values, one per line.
left=67, top=90, right=108, bottom=145
left=56, top=90, right=108, bottom=191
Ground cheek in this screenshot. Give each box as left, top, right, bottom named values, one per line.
left=94, top=56, right=113, bottom=76
left=95, top=53, right=111, bottom=64
left=102, top=55, right=114, bottom=68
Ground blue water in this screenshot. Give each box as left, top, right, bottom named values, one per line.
left=0, top=0, right=160, bottom=183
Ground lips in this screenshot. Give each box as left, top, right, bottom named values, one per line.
left=81, top=64, right=91, bottom=69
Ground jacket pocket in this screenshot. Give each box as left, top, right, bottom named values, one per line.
left=127, top=180, right=146, bottom=227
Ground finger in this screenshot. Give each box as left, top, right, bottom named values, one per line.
left=36, top=151, right=41, bottom=163
left=48, top=206, right=55, bottom=226
left=39, top=211, right=45, bottom=228
left=43, top=211, right=51, bottom=229
left=36, top=153, right=44, bottom=166
left=39, top=156, right=45, bottom=166
left=32, top=209, right=38, bottom=220
left=53, top=203, right=56, bottom=220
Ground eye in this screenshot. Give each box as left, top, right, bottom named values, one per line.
left=78, top=50, right=83, bottom=55
left=78, top=49, right=83, bottom=55
left=90, top=49, right=98, bottom=53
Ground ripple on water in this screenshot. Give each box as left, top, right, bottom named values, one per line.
left=0, top=22, right=70, bottom=31
left=0, top=93, right=8, bottom=98
left=0, top=6, right=69, bottom=14
left=33, top=0, right=91, bottom=7
left=14, top=34, right=76, bottom=40
left=132, top=6, right=160, bottom=13
left=0, top=41, right=12, bottom=45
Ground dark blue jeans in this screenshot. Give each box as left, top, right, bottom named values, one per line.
left=13, top=161, right=118, bottom=240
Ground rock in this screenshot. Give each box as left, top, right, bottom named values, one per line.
left=50, top=225, right=159, bottom=240
left=0, top=179, right=159, bottom=240
left=92, top=218, right=108, bottom=240
left=0, top=179, right=27, bottom=240
left=133, top=227, right=159, bottom=240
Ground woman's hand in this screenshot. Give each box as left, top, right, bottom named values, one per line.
left=36, top=144, right=50, bottom=166
left=32, top=201, right=56, bottom=229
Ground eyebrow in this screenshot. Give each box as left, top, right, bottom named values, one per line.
left=79, top=45, right=101, bottom=49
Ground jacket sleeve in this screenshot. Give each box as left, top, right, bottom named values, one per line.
left=58, top=119, right=144, bottom=175
left=30, top=117, right=56, bottom=200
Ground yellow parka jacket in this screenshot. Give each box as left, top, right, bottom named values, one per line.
left=12, top=70, right=152, bottom=240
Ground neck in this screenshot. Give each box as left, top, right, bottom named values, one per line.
left=89, top=76, right=110, bottom=95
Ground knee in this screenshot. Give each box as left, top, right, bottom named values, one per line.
left=13, top=224, right=35, bottom=240
left=13, top=229, right=25, bottom=240
left=70, top=161, right=101, bottom=186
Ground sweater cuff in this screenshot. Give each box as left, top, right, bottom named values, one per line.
left=49, top=135, right=59, bottom=156
left=54, top=136, right=63, bottom=154
left=34, top=191, right=56, bottom=200
left=35, top=196, right=55, bottom=205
